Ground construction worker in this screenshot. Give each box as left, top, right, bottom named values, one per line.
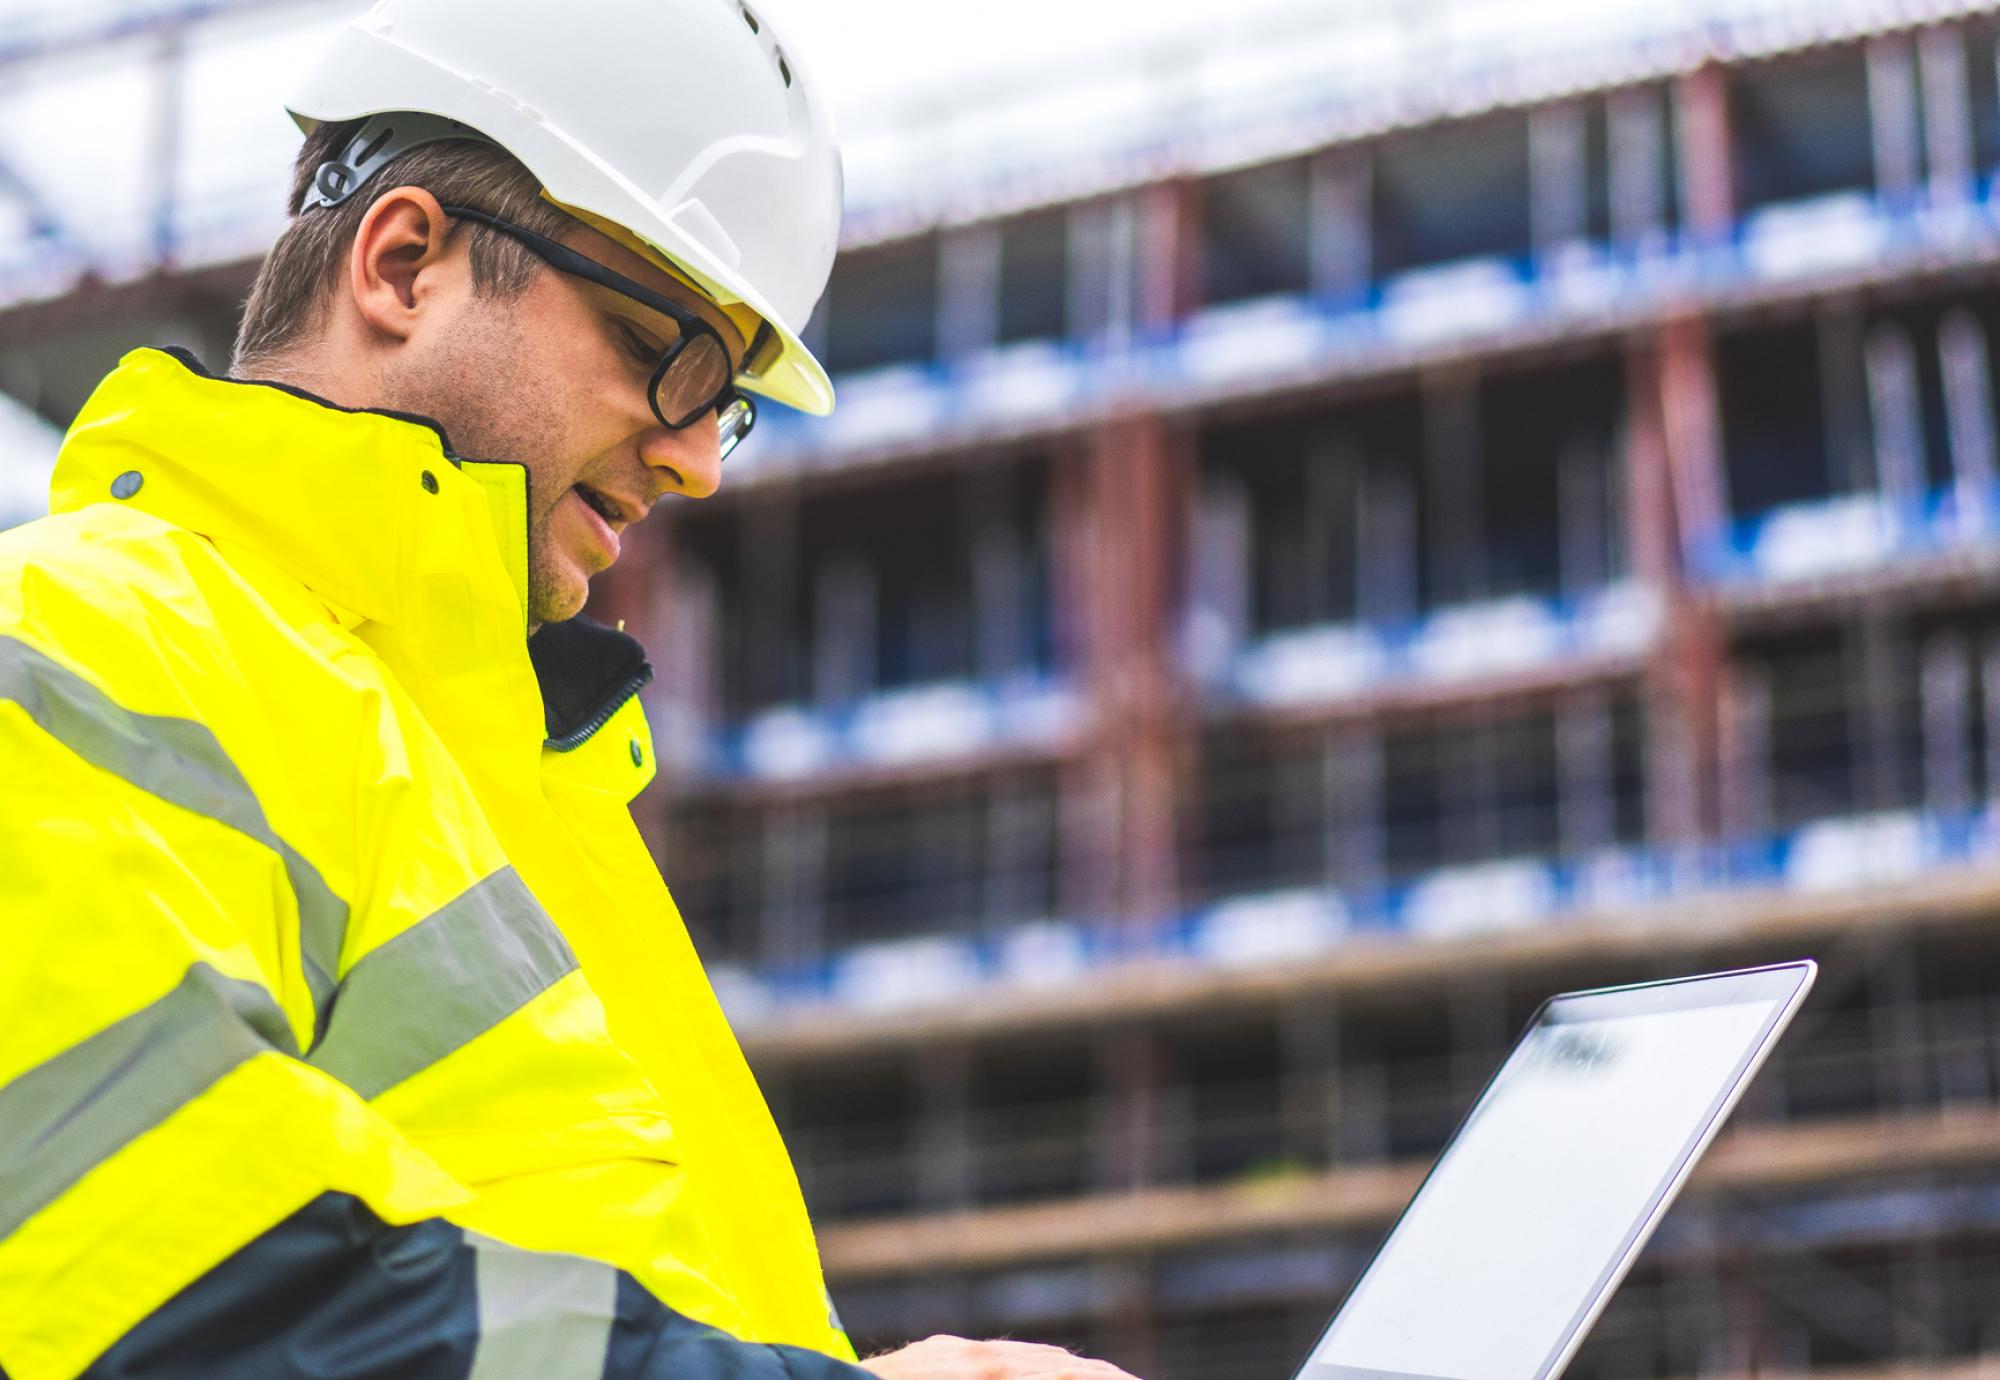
left=0, top=1, right=1142, bottom=1377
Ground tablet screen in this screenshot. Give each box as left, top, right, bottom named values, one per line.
left=1300, top=966, right=1809, bottom=1380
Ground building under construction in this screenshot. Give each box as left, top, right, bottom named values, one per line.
left=6, top=1, right=2000, bottom=1376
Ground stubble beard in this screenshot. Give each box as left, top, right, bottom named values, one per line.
left=379, top=311, right=582, bottom=629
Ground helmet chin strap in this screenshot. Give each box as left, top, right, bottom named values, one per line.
left=300, top=111, right=498, bottom=212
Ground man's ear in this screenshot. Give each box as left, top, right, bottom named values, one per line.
left=346, top=186, right=456, bottom=345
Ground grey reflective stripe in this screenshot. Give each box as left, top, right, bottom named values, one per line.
left=467, top=1233, right=616, bottom=1380
left=0, top=963, right=291, bottom=1240
left=0, top=635, right=347, bottom=1027
left=306, top=868, right=578, bottom=1100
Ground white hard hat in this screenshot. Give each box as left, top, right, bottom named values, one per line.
left=286, top=0, right=842, bottom=416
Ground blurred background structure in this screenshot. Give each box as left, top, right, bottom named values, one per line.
left=9, top=0, right=2000, bottom=1375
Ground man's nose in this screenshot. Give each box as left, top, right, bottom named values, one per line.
left=641, top=421, right=723, bottom=500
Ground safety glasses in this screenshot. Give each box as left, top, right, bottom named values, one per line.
left=440, top=204, right=756, bottom=460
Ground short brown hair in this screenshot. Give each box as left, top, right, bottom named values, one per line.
left=232, top=118, right=575, bottom=372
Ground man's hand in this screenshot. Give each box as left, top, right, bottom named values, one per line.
left=859, top=1334, right=1146, bottom=1379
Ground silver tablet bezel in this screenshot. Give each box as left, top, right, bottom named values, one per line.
left=1294, top=959, right=1818, bottom=1380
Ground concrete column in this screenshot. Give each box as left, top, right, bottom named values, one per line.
left=1867, top=35, right=1924, bottom=205
left=1919, top=25, right=1977, bottom=205
left=1059, top=415, right=1189, bottom=934
left=1609, top=85, right=1673, bottom=251
left=1939, top=309, right=1998, bottom=518
left=1864, top=320, right=1928, bottom=507
left=1309, top=150, right=1372, bottom=306
left=1675, top=63, right=1735, bottom=241
left=1921, top=632, right=1974, bottom=815
left=1819, top=306, right=1873, bottom=497
left=1632, top=325, right=1727, bottom=846
left=1137, top=178, right=1202, bottom=327
left=1658, top=314, right=1730, bottom=559
left=1530, top=101, right=1590, bottom=260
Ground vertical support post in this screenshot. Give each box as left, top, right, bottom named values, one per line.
left=1982, top=638, right=2000, bottom=809
left=1658, top=314, right=1730, bottom=569
left=1922, top=632, right=1973, bottom=816
left=1864, top=320, right=1927, bottom=509
left=937, top=224, right=1000, bottom=364
left=1138, top=178, right=1202, bottom=328
left=1919, top=25, right=1977, bottom=206
left=1939, top=309, right=1998, bottom=525
left=1675, top=62, right=1736, bottom=242
left=1055, top=177, right=1198, bottom=935
left=1635, top=322, right=1727, bottom=847
left=1622, top=339, right=1678, bottom=591
left=1530, top=101, right=1590, bottom=265
left=1112, top=417, right=1189, bottom=931
left=1051, top=442, right=1118, bottom=924
left=1309, top=150, right=1372, bottom=308
left=1070, top=195, right=1139, bottom=351
left=1867, top=35, right=1925, bottom=207
left=1053, top=412, right=1187, bottom=935
left=1421, top=367, right=1484, bottom=606
left=1609, top=85, right=1672, bottom=253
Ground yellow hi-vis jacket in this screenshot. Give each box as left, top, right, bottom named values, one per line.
left=0, top=348, right=866, bottom=1380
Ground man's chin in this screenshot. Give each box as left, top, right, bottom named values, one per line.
left=527, top=567, right=592, bottom=629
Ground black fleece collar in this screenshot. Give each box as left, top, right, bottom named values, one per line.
left=529, top=615, right=654, bottom=751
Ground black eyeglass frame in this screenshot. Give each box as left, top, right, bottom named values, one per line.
left=439, top=203, right=755, bottom=450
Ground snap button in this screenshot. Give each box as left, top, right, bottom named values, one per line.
left=420, top=470, right=439, bottom=494
left=110, top=471, right=143, bottom=500
left=630, top=740, right=644, bottom=767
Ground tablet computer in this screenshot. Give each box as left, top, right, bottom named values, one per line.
left=1293, top=960, right=1817, bottom=1380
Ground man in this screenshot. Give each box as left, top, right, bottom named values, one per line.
left=0, top=2, right=1141, bottom=1378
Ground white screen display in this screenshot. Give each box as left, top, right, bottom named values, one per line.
left=1302, top=991, right=1783, bottom=1380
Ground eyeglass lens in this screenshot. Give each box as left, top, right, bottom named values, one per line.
left=716, top=394, right=755, bottom=460
left=654, top=334, right=732, bottom=427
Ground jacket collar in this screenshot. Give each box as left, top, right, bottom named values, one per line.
left=52, top=347, right=653, bottom=753
left=52, top=346, right=532, bottom=633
